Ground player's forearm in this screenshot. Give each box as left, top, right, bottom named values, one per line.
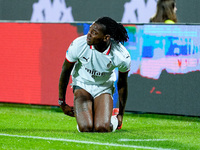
left=117, top=71, right=128, bottom=116
left=117, top=83, right=128, bottom=116
left=59, top=71, right=70, bottom=100
left=59, top=84, right=67, bottom=100
left=59, top=60, right=75, bottom=101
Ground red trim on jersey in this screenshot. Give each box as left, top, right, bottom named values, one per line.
left=90, top=44, right=111, bottom=55
left=106, top=44, right=111, bottom=55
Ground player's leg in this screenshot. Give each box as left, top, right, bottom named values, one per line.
left=93, top=93, right=113, bottom=132
left=74, top=87, right=94, bottom=132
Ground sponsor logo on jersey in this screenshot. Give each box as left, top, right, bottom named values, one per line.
left=84, top=68, right=110, bottom=79
left=85, top=68, right=106, bottom=76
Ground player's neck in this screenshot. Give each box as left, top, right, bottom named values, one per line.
left=94, top=41, right=110, bottom=53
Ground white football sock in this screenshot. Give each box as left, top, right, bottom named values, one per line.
left=111, top=115, right=118, bottom=132
left=77, top=124, right=81, bottom=132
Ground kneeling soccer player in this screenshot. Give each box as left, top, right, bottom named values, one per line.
left=58, top=16, right=131, bottom=132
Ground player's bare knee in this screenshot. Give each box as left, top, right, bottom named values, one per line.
left=79, top=124, right=93, bottom=132
left=94, top=122, right=111, bottom=132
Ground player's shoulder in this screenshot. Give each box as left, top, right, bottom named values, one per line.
left=74, top=35, right=87, bottom=41
left=68, top=35, right=88, bottom=53
left=111, top=41, right=130, bottom=59
left=111, top=41, right=131, bottom=72
left=66, top=35, right=89, bottom=62
left=72, top=35, right=87, bottom=45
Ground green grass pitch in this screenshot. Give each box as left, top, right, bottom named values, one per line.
left=0, top=103, right=200, bottom=150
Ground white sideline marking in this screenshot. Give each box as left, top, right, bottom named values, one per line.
left=0, top=133, right=176, bottom=150
left=119, top=139, right=168, bottom=142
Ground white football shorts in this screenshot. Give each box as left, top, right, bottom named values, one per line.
left=72, top=80, right=114, bottom=99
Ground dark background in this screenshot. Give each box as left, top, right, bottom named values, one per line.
left=0, top=0, right=200, bottom=23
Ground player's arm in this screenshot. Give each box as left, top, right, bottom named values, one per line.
left=59, top=59, right=75, bottom=117
left=117, top=71, right=128, bottom=127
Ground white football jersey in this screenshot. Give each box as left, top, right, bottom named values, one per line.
left=66, top=35, right=131, bottom=85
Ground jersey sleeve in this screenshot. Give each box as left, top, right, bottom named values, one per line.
left=116, top=44, right=131, bottom=73
left=118, top=55, right=131, bottom=73
left=65, top=40, right=78, bottom=63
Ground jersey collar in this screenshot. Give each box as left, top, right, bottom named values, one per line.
left=90, top=44, right=111, bottom=55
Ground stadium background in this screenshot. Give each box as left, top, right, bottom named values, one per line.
left=0, top=0, right=200, bottom=23
left=0, top=0, right=200, bottom=117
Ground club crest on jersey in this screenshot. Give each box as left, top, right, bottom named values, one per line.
left=107, top=61, right=112, bottom=69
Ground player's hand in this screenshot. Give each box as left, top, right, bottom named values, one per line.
left=60, top=104, right=75, bottom=117
left=58, top=99, right=75, bottom=117
left=117, top=114, right=123, bottom=129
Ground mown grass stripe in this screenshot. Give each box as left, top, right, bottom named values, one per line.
left=0, top=133, right=176, bottom=150
left=119, top=139, right=168, bottom=142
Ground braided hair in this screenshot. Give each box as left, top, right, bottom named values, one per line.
left=95, top=17, right=129, bottom=44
